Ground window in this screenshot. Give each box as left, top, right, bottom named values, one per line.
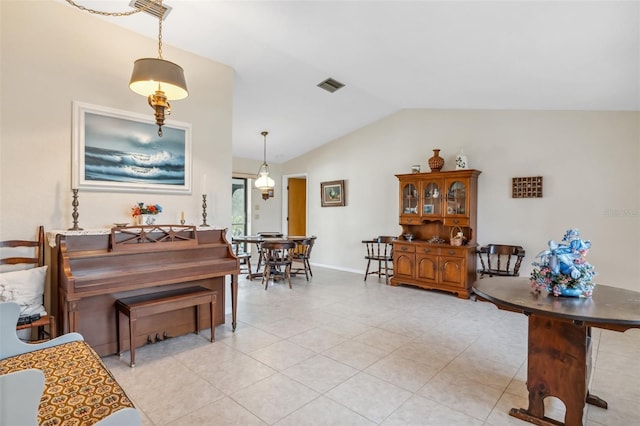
left=231, top=177, right=248, bottom=240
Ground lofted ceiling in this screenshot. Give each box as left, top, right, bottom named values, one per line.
left=61, top=1, right=639, bottom=163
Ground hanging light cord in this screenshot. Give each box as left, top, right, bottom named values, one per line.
left=262, top=132, right=268, bottom=164
left=65, top=0, right=164, bottom=59
left=157, top=9, right=163, bottom=59
left=64, top=0, right=161, bottom=17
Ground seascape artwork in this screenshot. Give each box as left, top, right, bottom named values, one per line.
left=84, top=112, right=186, bottom=185
left=72, top=102, right=191, bottom=193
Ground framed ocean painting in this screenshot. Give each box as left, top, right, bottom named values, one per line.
left=72, top=101, right=192, bottom=193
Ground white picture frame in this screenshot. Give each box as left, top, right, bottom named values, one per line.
left=72, top=101, right=192, bottom=193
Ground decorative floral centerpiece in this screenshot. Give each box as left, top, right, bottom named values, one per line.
left=131, top=202, right=162, bottom=217
left=131, top=202, right=162, bottom=225
left=530, top=229, right=597, bottom=297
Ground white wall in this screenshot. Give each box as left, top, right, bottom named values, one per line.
left=283, top=109, right=640, bottom=290
left=1, top=1, right=233, bottom=239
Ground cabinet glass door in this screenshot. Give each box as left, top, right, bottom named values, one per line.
left=446, top=181, right=467, bottom=215
left=402, top=183, right=418, bottom=216
left=422, top=181, right=442, bottom=216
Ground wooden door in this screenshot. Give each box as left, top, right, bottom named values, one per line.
left=287, top=178, right=306, bottom=236
left=416, top=253, right=438, bottom=283
left=393, top=252, right=414, bottom=280
left=440, top=256, right=465, bottom=288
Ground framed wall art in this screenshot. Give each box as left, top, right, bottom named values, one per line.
left=72, top=101, right=192, bottom=193
left=320, top=180, right=345, bottom=207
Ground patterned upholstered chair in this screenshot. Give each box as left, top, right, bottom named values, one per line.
left=0, top=302, right=141, bottom=425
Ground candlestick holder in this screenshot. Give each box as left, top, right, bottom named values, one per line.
left=180, top=219, right=185, bottom=225
left=68, top=189, right=83, bottom=230
left=201, top=194, right=209, bottom=227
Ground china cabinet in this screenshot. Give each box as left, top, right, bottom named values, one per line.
left=391, top=169, right=481, bottom=299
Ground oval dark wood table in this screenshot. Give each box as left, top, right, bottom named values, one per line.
left=473, top=277, right=640, bottom=426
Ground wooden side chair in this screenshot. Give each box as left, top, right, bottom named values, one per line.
left=257, top=231, right=284, bottom=238
left=477, top=244, right=525, bottom=278
left=0, top=226, right=56, bottom=340
left=255, top=231, right=284, bottom=272
left=363, top=236, right=395, bottom=284
left=290, top=236, right=317, bottom=280
left=231, top=240, right=252, bottom=274
left=260, top=240, right=296, bottom=290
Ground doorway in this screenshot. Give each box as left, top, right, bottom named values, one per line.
left=283, top=174, right=308, bottom=236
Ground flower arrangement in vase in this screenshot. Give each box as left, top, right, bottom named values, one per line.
left=131, top=202, right=163, bottom=225
left=530, top=229, right=597, bottom=297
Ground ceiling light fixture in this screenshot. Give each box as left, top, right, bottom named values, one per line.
left=65, top=0, right=188, bottom=137
left=255, top=131, right=275, bottom=200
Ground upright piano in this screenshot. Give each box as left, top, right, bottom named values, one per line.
left=51, top=225, right=239, bottom=356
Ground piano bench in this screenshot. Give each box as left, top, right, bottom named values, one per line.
left=115, top=286, right=217, bottom=367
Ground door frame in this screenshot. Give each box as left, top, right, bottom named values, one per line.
left=281, top=173, right=309, bottom=236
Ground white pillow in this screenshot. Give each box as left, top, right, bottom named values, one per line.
left=0, top=266, right=48, bottom=316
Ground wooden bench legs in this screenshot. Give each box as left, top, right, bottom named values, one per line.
left=115, top=286, right=217, bottom=367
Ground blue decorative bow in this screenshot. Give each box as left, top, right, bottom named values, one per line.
left=535, top=229, right=591, bottom=279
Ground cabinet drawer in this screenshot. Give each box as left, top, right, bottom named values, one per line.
left=441, top=247, right=465, bottom=258
left=399, top=216, right=419, bottom=225
left=415, top=245, right=437, bottom=255
left=443, top=217, right=470, bottom=227
left=394, top=243, right=415, bottom=254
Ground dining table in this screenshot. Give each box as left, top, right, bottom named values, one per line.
left=473, top=277, right=640, bottom=426
left=232, top=235, right=313, bottom=280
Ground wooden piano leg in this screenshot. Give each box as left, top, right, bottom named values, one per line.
left=116, top=309, right=122, bottom=356
left=195, top=304, right=201, bottom=335
left=128, top=312, right=137, bottom=368
left=209, top=293, right=215, bottom=342
left=230, top=274, right=238, bottom=331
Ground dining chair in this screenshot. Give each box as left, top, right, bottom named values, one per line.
left=231, top=240, right=252, bottom=274
left=290, top=236, right=316, bottom=280
left=257, top=231, right=284, bottom=238
left=254, top=232, right=283, bottom=272
left=476, top=244, right=525, bottom=278
left=0, top=226, right=56, bottom=341
left=260, top=240, right=296, bottom=289
left=362, top=236, right=395, bottom=284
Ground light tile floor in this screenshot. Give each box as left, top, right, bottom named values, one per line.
left=102, top=268, right=640, bottom=425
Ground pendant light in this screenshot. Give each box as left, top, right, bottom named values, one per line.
left=255, top=131, right=275, bottom=200
left=129, top=0, right=188, bottom=136
left=65, top=0, right=188, bottom=137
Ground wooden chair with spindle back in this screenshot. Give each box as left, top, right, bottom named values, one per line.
left=362, top=236, right=395, bottom=284
left=0, top=226, right=56, bottom=340
left=476, top=244, right=526, bottom=278
left=231, top=240, right=252, bottom=274
left=290, top=236, right=317, bottom=280
left=260, top=240, right=296, bottom=290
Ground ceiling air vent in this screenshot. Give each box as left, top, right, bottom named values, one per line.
left=317, top=78, right=345, bottom=93
left=129, top=0, right=172, bottom=20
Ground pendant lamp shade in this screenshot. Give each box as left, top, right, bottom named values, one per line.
left=255, top=166, right=275, bottom=190
left=255, top=131, right=275, bottom=200
left=64, top=0, right=187, bottom=137
left=130, top=58, right=188, bottom=100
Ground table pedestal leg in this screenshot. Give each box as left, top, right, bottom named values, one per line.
left=509, top=315, right=607, bottom=426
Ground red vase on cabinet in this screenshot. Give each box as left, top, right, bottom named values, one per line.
left=428, top=149, right=444, bottom=172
